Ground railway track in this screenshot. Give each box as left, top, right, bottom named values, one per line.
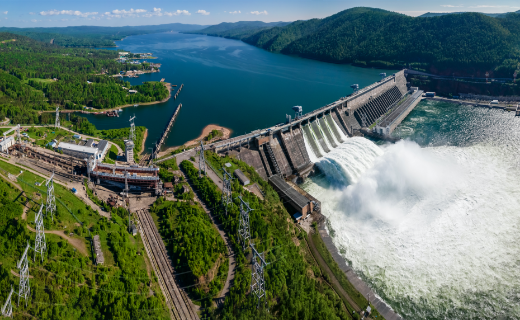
left=136, top=208, right=199, bottom=320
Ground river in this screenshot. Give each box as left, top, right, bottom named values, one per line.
left=84, top=32, right=389, bottom=151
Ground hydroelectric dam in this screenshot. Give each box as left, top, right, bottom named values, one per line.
left=209, top=70, right=419, bottom=179
left=198, top=70, right=419, bottom=320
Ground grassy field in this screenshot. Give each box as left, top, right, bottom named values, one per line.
left=0, top=159, right=169, bottom=319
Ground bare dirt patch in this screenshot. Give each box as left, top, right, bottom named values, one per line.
left=26, top=225, right=88, bottom=256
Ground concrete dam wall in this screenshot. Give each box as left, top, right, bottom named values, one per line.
left=212, top=70, right=409, bottom=180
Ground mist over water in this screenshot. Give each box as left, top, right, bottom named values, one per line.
left=301, top=101, right=520, bottom=319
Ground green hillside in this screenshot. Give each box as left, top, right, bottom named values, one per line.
left=188, top=21, right=290, bottom=40
left=202, top=7, right=520, bottom=77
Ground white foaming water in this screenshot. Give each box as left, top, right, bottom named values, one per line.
left=323, top=116, right=341, bottom=145
left=302, top=137, right=520, bottom=319
left=316, top=119, right=335, bottom=151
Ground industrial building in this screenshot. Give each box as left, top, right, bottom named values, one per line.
left=58, top=140, right=110, bottom=162
left=268, top=175, right=314, bottom=220
left=95, top=140, right=110, bottom=160
left=0, top=136, right=15, bottom=152
left=58, top=142, right=99, bottom=161
left=89, top=163, right=162, bottom=192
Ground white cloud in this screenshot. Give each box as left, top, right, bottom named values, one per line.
left=250, top=10, right=268, bottom=15
left=197, top=10, right=210, bottom=15
left=229, top=10, right=241, bottom=14
left=145, top=9, right=190, bottom=17
left=31, top=19, right=38, bottom=22
left=2, top=11, right=8, bottom=15
left=440, top=5, right=464, bottom=8
left=29, top=12, right=35, bottom=15
left=39, top=10, right=98, bottom=18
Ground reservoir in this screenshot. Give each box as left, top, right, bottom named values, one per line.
left=84, top=32, right=389, bottom=150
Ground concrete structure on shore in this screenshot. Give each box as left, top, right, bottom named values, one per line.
left=204, top=70, right=410, bottom=181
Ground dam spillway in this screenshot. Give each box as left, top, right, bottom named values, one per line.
left=210, top=70, right=412, bottom=180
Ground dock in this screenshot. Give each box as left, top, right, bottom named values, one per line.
left=160, top=78, right=165, bottom=82
left=153, top=103, right=183, bottom=161
left=174, top=84, right=184, bottom=100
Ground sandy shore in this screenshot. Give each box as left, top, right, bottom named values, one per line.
left=157, top=124, right=232, bottom=158
left=140, top=128, right=148, bottom=154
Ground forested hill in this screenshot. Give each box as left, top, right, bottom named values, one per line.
left=0, top=23, right=207, bottom=47
left=187, top=21, right=290, bottom=39
left=0, top=32, right=168, bottom=124
left=201, top=7, right=520, bottom=77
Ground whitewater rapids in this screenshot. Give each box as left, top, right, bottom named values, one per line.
left=301, top=136, right=520, bottom=319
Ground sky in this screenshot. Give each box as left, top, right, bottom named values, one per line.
left=0, top=0, right=519, bottom=28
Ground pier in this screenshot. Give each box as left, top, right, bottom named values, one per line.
left=174, top=83, right=184, bottom=100
left=153, top=103, right=183, bottom=160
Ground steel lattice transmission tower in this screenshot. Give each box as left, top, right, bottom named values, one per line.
left=221, top=168, right=233, bottom=215
left=238, top=196, right=252, bottom=250
left=199, top=141, right=206, bottom=178
left=33, top=204, right=46, bottom=262
left=45, top=172, right=56, bottom=222
left=55, top=107, right=60, bottom=128
left=129, top=116, right=136, bottom=142
left=17, top=243, right=31, bottom=307
left=1, top=286, right=14, bottom=318
left=250, top=243, right=267, bottom=309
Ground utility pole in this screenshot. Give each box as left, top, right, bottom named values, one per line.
left=45, top=172, right=56, bottom=222
left=33, top=204, right=46, bottom=262
left=17, top=243, right=31, bottom=307
left=250, top=243, right=267, bottom=309
left=55, top=107, right=60, bottom=128
left=1, top=286, right=14, bottom=318
left=238, top=196, right=252, bottom=250
left=199, top=141, right=206, bottom=178
left=221, top=168, right=233, bottom=215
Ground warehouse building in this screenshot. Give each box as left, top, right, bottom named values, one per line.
left=0, top=136, right=15, bottom=153
left=58, top=142, right=99, bottom=161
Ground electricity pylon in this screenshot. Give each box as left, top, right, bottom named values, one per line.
left=221, top=168, right=233, bottom=215
left=250, top=243, right=267, bottom=309
left=55, top=107, right=60, bottom=128
left=199, top=141, right=206, bottom=178
left=45, top=172, right=56, bottom=222
left=33, top=204, right=46, bottom=262
left=17, top=243, right=31, bottom=307
left=238, top=196, right=252, bottom=250
left=1, top=286, right=14, bottom=318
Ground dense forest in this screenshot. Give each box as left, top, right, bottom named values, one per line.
left=196, top=7, right=520, bottom=77
left=0, top=32, right=168, bottom=124
left=188, top=21, right=290, bottom=40
left=0, top=23, right=207, bottom=47
left=180, top=156, right=364, bottom=319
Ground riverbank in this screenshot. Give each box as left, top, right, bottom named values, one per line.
left=156, top=124, right=232, bottom=158
left=140, top=128, right=148, bottom=154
